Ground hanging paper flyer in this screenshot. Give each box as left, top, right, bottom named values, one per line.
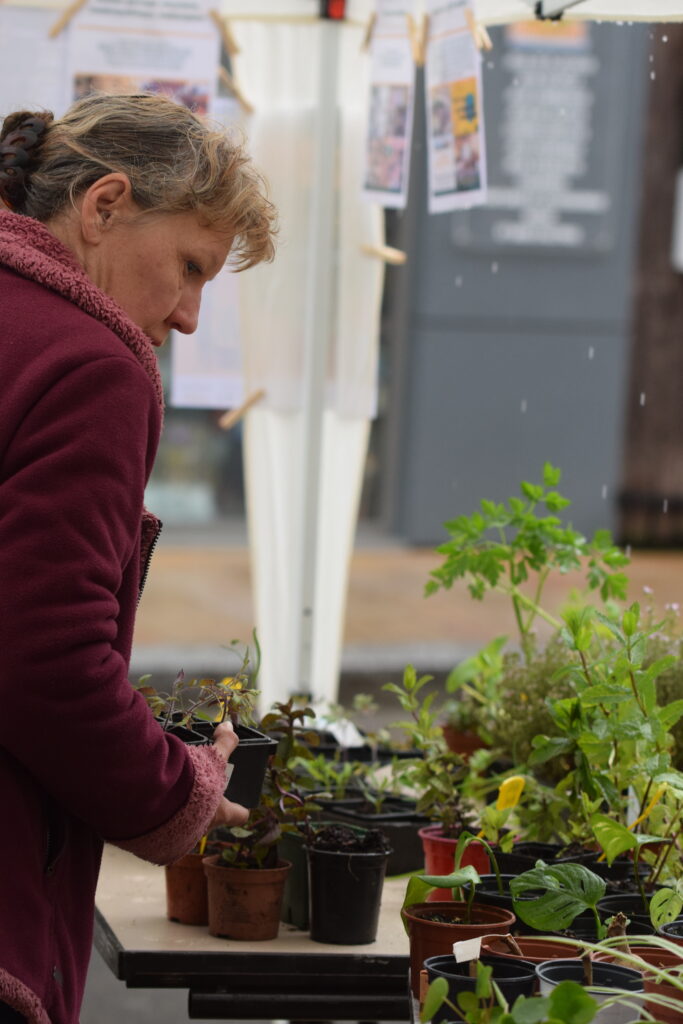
left=64, top=0, right=219, bottom=113
left=424, top=0, right=487, bottom=213
left=362, top=0, right=415, bottom=209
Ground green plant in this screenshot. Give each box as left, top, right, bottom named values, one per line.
left=510, top=860, right=607, bottom=938
left=383, top=665, right=476, bottom=836
left=215, top=698, right=321, bottom=867
left=421, top=974, right=601, bottom=1024
left=289, top=751, right=365, bottom=800
left=526, top=602, right=683, bottom=880
left=402, top=832, right=505, bottom=927
left=442, top=636, right=507, bottom=742
left=426, top=463, right=629, bottom=666
left=135, top=633, right=261, bottom=729
left=421, top=933, right=683, bottom=1023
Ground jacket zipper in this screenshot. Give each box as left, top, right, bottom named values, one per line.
left=138, top=519, right=162, bottom=605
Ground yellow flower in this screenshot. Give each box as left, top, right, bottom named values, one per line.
left=220, top=676, right=242, bottom=690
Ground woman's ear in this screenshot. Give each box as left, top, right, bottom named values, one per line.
left=80, top=173, right=135, bottom=244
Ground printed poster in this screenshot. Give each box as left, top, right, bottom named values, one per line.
left=362, top=0, right=416, bottom=209
left=64, top=0, right=219, bottom=112
left=424, top=0, right=487, bottom=213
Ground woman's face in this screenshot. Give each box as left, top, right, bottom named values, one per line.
left=94, top=209, right=233, bottom=346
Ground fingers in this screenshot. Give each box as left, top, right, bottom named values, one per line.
left=212, top=720, right=239, bottom=761
left=210, top=796, right=249, bottom=830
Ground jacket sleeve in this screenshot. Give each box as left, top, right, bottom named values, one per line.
left=0, top=353, right=226, bottom=862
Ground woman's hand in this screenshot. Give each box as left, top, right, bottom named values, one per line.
left=209, top=720, right=248, bottom=827
left=212, top=720, right=240, bottom=760
left=209, top=795, right=249, bottom=829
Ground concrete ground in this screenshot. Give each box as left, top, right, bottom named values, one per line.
left=84, top=524, right=683, bottom=1022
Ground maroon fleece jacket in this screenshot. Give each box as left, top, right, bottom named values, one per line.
left=0, top=211, right=228, bottom=1024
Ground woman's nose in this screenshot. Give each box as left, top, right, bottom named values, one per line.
left=169, top=290, right=201, bottom=335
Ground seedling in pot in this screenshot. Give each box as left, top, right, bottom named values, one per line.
left=420, top=966, right=600, bottom=1024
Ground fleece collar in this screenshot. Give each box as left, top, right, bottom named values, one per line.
left=0, top=209, right=163, bottom=412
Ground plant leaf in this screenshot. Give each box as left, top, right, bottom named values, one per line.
left=420, top=976, right=449, bottom=1022
left=509, top=994, right=552, bottom=1024
left=650, top=886, right=683, bottom=928
left=548, top=980, right=598, bottom=1024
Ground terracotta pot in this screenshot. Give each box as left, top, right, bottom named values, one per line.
left=418, top=825, right=490, bottom=901
left=441, top=725, right=486, bottom=758
left=402, top=900, right=516, bottom=997
left=202, top=854, right=291, bottom=940
left=481, top=933, right=582, bottom=962
left=640, top=948, right=683, bottom=1024
left=165, top=852, right=208, bottom=926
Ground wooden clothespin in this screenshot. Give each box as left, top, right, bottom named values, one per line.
left=361, top=243, right=407, bottom=266
left=465, top=8, right=493, bottom=52
left=209, top=9, right=241, bottom=58
left=218, top=66, right=254, bottom=117
left=49, top=0, right=89, bottom=38
left=361, top=11, right=377, bottom=52
left=218, top=388, right=265, bottom=430
left=406, top=13, right=428, bottom=67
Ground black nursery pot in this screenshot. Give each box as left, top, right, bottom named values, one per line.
left=597, top=891, right=653, bottom=932
left=278, top=830, right=309, bottom=931
left=462, top=874, right=542, bottom=936
left=316, top=798, right=429, bottom=876
left=424, top=954, right=536, bottom=1024
left=557, top=908, right=654, bottom=941
left=167, top=719, right=278, bottom=809
left=535, top=958, right=644, bottom=999
left=306, top=843, right=391, bottom=945
left=494, top=842, right=597, bottom=875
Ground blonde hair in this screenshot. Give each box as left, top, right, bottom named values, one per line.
left=0, top=92, right=276, bottom=269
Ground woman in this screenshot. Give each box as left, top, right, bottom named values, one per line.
left=0, top=93, right=277, bottom=1024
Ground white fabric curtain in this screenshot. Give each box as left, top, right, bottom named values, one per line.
left=227, top=8, right=384, bottom=709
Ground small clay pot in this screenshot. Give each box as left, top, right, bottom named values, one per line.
left=202, top=854, right=291, bottom=940
left=165, top=852, right=208, bottom=926
left=402, top=900, right=516, bottom=997
left=481, top=933, right=582, bottom=963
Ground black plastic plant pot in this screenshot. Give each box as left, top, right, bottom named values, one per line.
left=495, top=842, right=597, bottom=875
left=658, top=918, right=683, bottom=945
left=535, top=959, right=644, bottom=1023
left=424, top=954, right=536, bottom=1024
left=307, top=844, right=391, bottom=945
left=597, top=892, right=651, bottom=920
left=462, top=875, right=543, bottom=936
left=278, top=830, right=309, bottom=931
left=317, top=800, right=429, bottom=876
left=556, top=909, right=654, bottom=942
left=592, top=858, right=651, bottom=884
left=174, top=720, right=278, bottom=809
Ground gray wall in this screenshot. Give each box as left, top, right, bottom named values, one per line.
left=384, top=23, right=649, bottom=545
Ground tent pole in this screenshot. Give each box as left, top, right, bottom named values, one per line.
left=294, top=17, right=340, bottom=701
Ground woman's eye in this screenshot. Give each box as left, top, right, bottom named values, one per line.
left=187, top=261, right=202, bottom=275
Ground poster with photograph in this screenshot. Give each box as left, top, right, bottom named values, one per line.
left=424, top=0, right=487, bottom=213
left=362, top=0, right=415, bottom=209
left=64, top=0, right=219, bottom=114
